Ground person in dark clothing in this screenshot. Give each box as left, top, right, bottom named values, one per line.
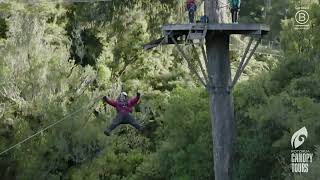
left=186, top=0, right=197, bottom=23
left=103, top=91, right=142, bottom=136
left=200, top=15, right=209, bottom=23
left=229, top=0, right=241, bottom=23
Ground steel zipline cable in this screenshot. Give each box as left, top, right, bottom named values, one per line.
left=0, top=96, right=102, bottom=156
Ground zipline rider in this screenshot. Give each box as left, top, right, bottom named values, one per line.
left=103, top=92, right=143, bottom=136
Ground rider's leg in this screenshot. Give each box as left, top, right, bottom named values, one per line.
left=104, top=114, right=123, bottom=136
left=126, top=114, right=143, bottom=132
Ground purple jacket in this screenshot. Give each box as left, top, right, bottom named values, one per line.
left=105, top=96, right=140, bottom=114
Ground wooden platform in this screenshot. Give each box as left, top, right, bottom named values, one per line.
left=143, top=23, right=270, bottom=50
left=162, top=23, right=270, bottom=35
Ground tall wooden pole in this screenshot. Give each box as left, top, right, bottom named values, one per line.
left=205, top=0, right=235, bottom=180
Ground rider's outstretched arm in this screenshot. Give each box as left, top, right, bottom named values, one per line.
left=103, top=96, right=118, bottom=107
left=128, top=92, right=141, bottom=106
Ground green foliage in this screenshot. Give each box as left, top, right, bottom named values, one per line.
left=1, top=0, right=320, bottom=179
left=231, top=2, right=320, bottom=179
left=133, top=88, right=213, bottom=180
left=0, top=17, right=8, bottom=39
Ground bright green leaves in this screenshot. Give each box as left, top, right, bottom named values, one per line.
left=134, top=88, right=213, bottom=180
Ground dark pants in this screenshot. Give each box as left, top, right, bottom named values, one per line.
left=105, top=113, right=142, bottom=134
left=231, top=8, right=239, bottom=23
left=187, top=4, right=197, bottom=23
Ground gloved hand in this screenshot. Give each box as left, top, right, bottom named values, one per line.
left=103, top=96, right=108, bottom=101
left=137, top=92, right=141, bottom=97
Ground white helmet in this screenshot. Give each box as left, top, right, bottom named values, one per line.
left=120, top=92, right=128, bottom=97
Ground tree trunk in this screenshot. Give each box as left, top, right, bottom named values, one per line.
left=205, top=0, right=229, bottom=23
left=205, top=0, right=234, bottom=180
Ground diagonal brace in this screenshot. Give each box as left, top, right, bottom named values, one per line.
left=170, top=36, right=207, bottom=88
left=231, top=36, right=262, bottom=88
left=231, top=37, right=253, bottom=86
left=192, top=44, right=209, bottom=83
left=201, top=44, right=209, bottom=70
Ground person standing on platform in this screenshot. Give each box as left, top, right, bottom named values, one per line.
left=186, top=0, right=197, bottom=23
left=229, top=0, right=241, bottom=23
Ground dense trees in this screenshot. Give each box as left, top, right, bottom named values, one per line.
left=0, top=0, right=319, bottom=179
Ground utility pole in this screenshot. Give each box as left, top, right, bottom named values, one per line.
left=205, top=0, right=234, bottom=179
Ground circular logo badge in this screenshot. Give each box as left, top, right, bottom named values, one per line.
left=295, top=10, right=309, bottom=25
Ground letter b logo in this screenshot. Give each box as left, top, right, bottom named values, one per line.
left=295, top=10, right=309, bottom=25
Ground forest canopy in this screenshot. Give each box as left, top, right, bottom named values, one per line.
left=0, top=0, right=320, bottom=179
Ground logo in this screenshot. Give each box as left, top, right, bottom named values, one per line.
left=290, top=127, right=313, bottom=173
left=291, top=126, right=307, bottom=149
left=294, top=7, right=310, bottom=30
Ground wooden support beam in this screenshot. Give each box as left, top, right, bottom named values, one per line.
left=241, top=38, right=262, bottom=72
left=201, top=44, right=209, bottom=69
left=192, top=44, right=209, bottom=83
left=206, top=32, right=234, bottom=180
left=231, top=37, right=262, bottom=88
left=170, top=36, right=207, bottom=88
left=143, top=37, right=165, bottom=50
left=162, top=23, right=270, bottom=37
left=205, top=0, right=234, bottom=179
left=231, top=37, right=254, bottom=87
